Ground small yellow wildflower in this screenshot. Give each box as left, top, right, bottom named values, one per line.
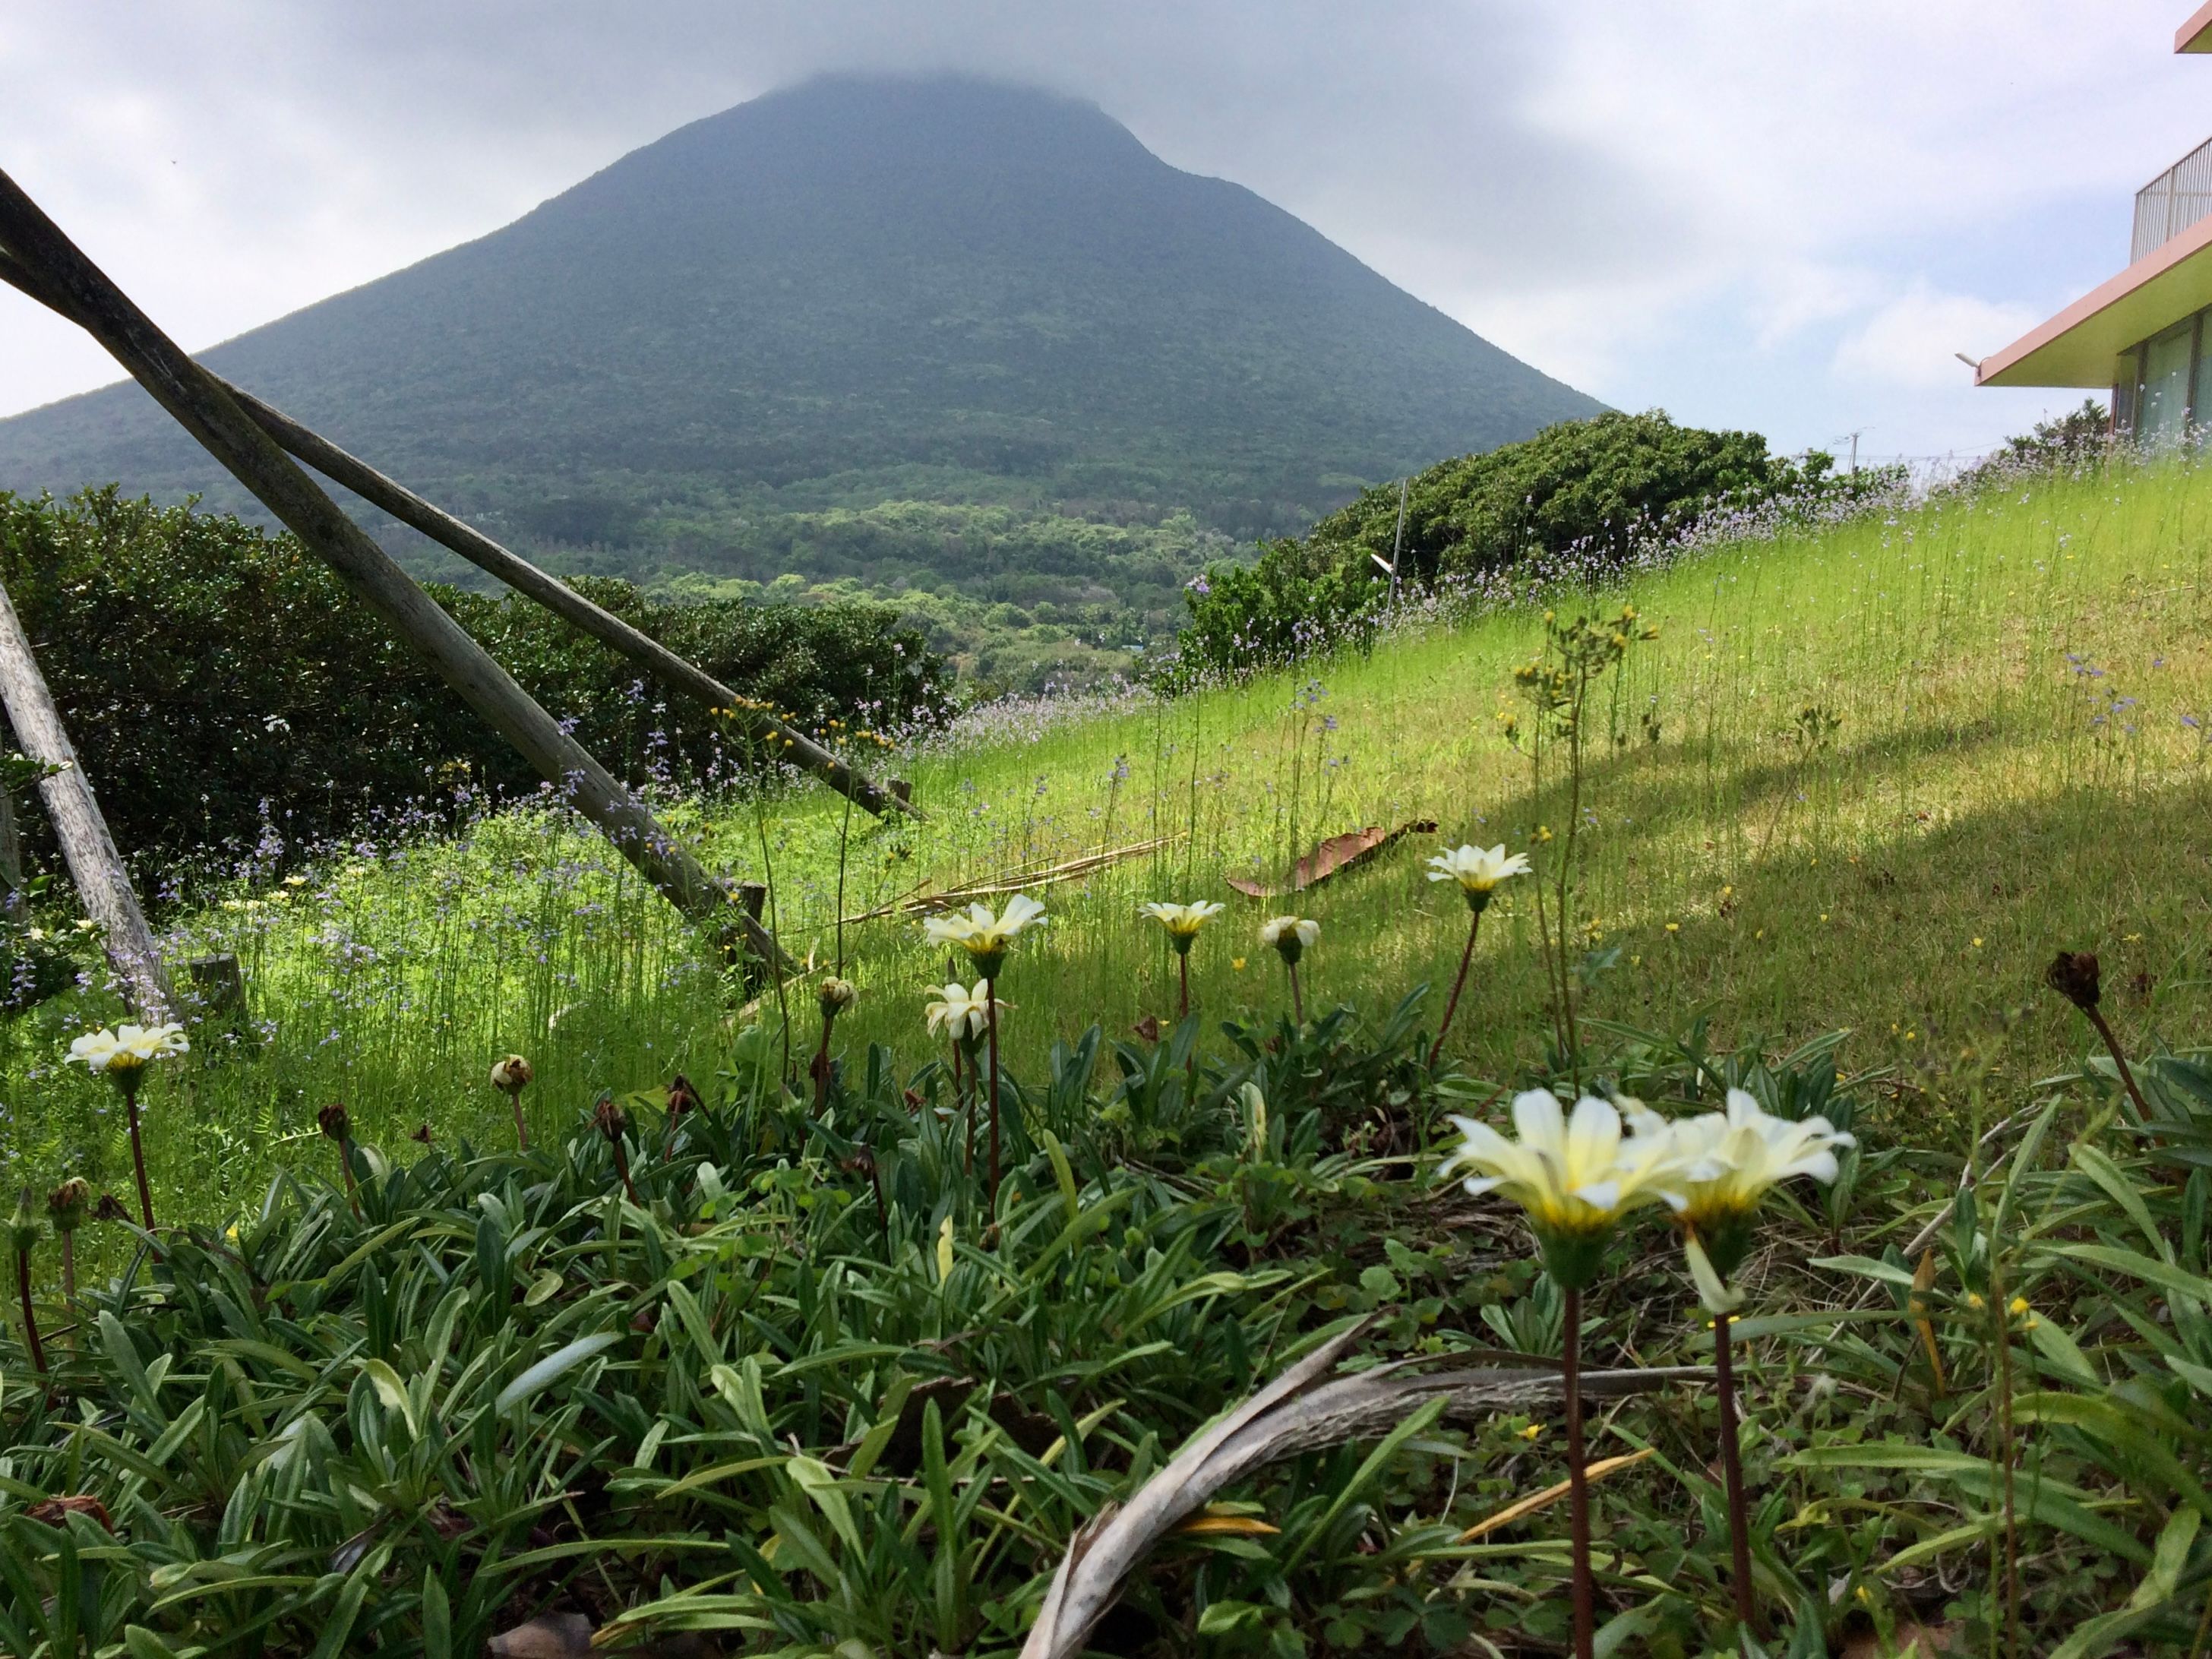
left=1517, top=1422, right=1544, bottom=1442
left=1664, top=921, right=1680, bottom=934
left=1231, top=956, right=1247, bottom=972
left=1967, top=1292, right=1986, bottom=1310
left=1971, top=937, right=1983, bottom=949
left=2008, top=1296, right=2029, bottom=1317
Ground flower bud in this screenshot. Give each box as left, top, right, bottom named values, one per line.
left=593, top=1093, right=629, bottom=1145
left=490, top=1054, right=533, bottom=1094
left=317, top=1101, right=352, bottom=1142
left=46, top=1177, right=90, bottom=1234
left=2045, top=950, right=2101, bottom=1011
left=93, top=1193, right=131, bottom=1224
left=665, top=1073, right=700, bottom=1123
left=819, top=977, right=858, bottom=1020
left=7, top=1187, right=41, bottom=1258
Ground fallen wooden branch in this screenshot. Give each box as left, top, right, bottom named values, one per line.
left=840, top=836, right=1172, bottom=924
left=1226, top=819, right=1437, bottom=899
left=1020, top=1316, right=1707, bottom=1659
left=0, top=172, right=740, bottom=934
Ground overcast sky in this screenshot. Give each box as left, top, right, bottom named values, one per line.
left=1, top=2, right=2200, bottom=461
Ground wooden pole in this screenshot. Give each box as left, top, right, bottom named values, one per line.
left=0, top=576, right=175, bottom=1021
left=0, top=248, right=917, bottom=823
left=0, top=169, right=758, bottom=943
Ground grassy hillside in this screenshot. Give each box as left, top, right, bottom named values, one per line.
left=2, top=456, right=2210, bottom=1658
left=0, top=77, right=1600, bottom=639
left=2, top=454, right=2204, bottom=1220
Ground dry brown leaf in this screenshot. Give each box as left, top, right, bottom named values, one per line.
left=1171, top=1506, right=1282, bottom=1537
left=24, top=1494, right=112, bottom=1531
left=1910, top=1247, right=1945, bottom=1397
left=486, top=1612, right=593, bottom=1658
left=1452, top=1446, right=1656, bottom=1542
left=1226, top=820, right=1437, bottom=899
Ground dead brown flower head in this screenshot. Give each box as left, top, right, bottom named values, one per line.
left=2045, top=950, right=2101, bottom=1012
left=46, top=1177, right=90, bottom=1234
left=593, top=1093, right=629, bottom=1145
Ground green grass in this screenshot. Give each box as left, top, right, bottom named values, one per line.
left=3, top=457, right=2209, bottom=1222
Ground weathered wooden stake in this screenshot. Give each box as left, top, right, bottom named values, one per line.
left=0, top=782, right=23, bottom=917
left=0, top=169, right=752, bottom=943
left=0, top=576, right=175, bottom=1021
left=735, top=882, right=769, bottom=997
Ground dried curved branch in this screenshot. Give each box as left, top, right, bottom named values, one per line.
left=1021, top=1317, right=1708, bottom=1659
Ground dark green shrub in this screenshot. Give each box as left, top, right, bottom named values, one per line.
left=1304, top=409, right=1790, bottom=583
left=0, top=488, right=950, bottom=884
left=1165, top=411, right=1879, bottom=684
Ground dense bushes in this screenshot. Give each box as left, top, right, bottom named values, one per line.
left=1167, top=411, right=1880, bottom=684
left=0, top=489, right=950, bottom=882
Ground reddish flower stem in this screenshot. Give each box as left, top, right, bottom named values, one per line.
left=1429, top=908, right=1484, bottom=1070
left=124, top=1086, right=156, bottom=1232
left=2084, top=1004, right=2152, bottom=1120
left=14, top=1243, right=44, bottom=1376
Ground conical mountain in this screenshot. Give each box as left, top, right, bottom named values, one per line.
left=0, top=76, right=1601, bottom=586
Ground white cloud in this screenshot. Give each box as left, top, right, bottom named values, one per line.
left=1831, top=288, right=2043, bottom=389
left=0, top=0, right=2191, bottom=455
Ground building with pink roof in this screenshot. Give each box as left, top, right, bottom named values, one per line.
left=1976, top=5, right=2212, bottom=438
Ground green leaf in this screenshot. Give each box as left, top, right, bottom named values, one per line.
left=99, top=1311, right=156, bottom=1416
left=359, top=1358, right=420, bottom=1437
left=1043, top=1130, right=1079, bottom=1226
left=1281, top=1396, right=1444, bottom=1573
left=2070, top=1142, right=2167, bottom=1256
left=420, top=1570, right=451, bottom=1659
left=786, top=1455, right=863, bottom=1556
left=1807, top=1254, right=1919, bottom=1288
left=495, top=1331, right=621, bottom=1414
left=2044, top=1242, right=2211, bottom=1305
left=1786, top=1446, right=1987, bottom=1474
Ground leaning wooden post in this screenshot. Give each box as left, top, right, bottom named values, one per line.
left=0, top=576, right=175, bottom=1021
left=0, top=169, right=743, bottom=935
left=0, top=248, right=918, bottom=823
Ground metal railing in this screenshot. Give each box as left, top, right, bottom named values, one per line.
left=2134, top=136, right=2212, bottom=263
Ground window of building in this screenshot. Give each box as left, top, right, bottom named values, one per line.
left=2139, top=318, right=2198, bottom=444
left=2115, top=347, right=2141, bottom=433
left=2191, top=321, right=2212, bottom=428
